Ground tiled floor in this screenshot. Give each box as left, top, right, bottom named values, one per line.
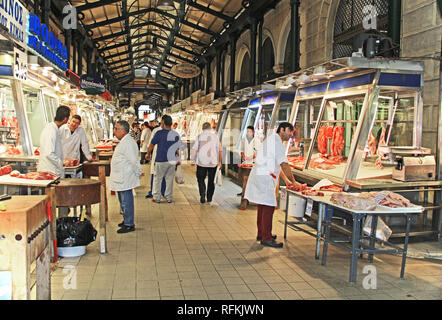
left=50, top=163, right=442, bottom=300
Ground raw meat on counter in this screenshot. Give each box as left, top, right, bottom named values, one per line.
left=63, top=158, right=79, bottom=167
left=287, top=183, right=309, bottom=192
left=317, top=126, right=333, bottom=154
left=16, top=171, right=59, bottom=180
left=237, top=163, right=253, bottom=168
left=302, top=190, right=324, bottom=196
left=330, top=193, right=377, bottom=211
left=0, top=165, right=12, bottom=176
left=10, top=170, right=20, bottom=177
left=287, top=155, right=306, bottom=168
left=359, top=191, right=418, bottom=208
left=319, top=184, right=343, bottom=192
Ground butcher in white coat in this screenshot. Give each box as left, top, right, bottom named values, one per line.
left=38, top=105, right=71, bottom=177
left=38, top=105, right=71, bottom=217
left=110, top=120, right=142, bottom=234
left=244, top=122, right=300, bottom=248
left=59, top=115, right=92, bottom=171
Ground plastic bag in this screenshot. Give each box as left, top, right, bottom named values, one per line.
left=56, top=217, right=97, bottom=247
left=175, top=166, right=185, bottom=184
left=363, top=216, right=392, bottom=242
left=215, top=168, right=223, bottom=186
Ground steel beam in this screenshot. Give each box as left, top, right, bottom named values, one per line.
left=76, top=0, right=121, bottom=12
left=187, top=1, right=234, bottom=22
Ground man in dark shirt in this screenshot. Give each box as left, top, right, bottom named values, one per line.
left=146, top=115, right=181, bottom=203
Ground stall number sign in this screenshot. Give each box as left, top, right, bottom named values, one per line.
left=14, top=48, right=27, bottom=81
left=305, top=199, right=313, bottom=217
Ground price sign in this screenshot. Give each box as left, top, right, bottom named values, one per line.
left=305, top=199, right=314, bottom=217
left=14, top=48, right=27, bottom=81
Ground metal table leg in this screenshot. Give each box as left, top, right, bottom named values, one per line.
left=321, top=206, right=333, bottom=266
left=368, top=215, right=378, bottom=263
left=315, top=203, right=324, bottom=259
left=400, top=213, right=412, bottom=279
left=349, top=214, right=362, bottom=283
left=284, top=189, right=289, bottom=240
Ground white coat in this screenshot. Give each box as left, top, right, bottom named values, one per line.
left=240, top=136, right=259, bottom=164
left=109, top=134, right=142, bottom=191
left=244, top=133, right=288, bottom=207
left=59, top=124, right=92, bottom=161
left=140, top=127, right=152, bottom=153
left=148, top=126, right=161, bottom=175
left=37, top=122, right=64, bottom=177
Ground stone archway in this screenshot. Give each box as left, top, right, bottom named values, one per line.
left=235, top=44, right=250, bottom=84
left=276, top=11, right=292, bottom=69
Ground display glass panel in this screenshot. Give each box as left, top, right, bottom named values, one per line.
left=0, top=82, right=19, bottom=153
left=307, top=94, right=367, bottom=179
left=24, top=87, right=46, bottom=148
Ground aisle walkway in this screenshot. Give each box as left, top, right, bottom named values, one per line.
left=50, top=164, right=442, bottom=300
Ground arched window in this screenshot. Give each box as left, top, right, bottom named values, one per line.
left=333, top=0, right=389, bottom=58
left=262, top=37, right=275, bottom=81
left=283, top=30, right=292, bottom=75
left=239, top=53, right=250, bottom=89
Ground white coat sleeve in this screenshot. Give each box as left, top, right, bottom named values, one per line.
left=43, top=128, right=63, bottom=171
left=80, top=128, right=92, bottom=160
left=127, top=142, right=142, bottom=176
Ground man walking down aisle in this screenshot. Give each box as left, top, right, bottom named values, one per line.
left=145, top=117, right=166, bottom=199
left=191, top=122, right=222, bottom=204
left=110, top=121, right=142, bottom=234
left=146, top=115, right=181, bottom=203
left=140, top=122, right=152, bottom=164
left=60, top=114, right=92, bottom=177
left=38, top=105, right=70, bottom=217
left=244, top=122, right=300, bottom=248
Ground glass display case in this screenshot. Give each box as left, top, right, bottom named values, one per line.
left=237, top=91, right=295, bottom=150
left=286, top=57, right=425, bottom=186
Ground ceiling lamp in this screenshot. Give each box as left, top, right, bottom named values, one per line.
left=157, top=0, right=175, bottom=11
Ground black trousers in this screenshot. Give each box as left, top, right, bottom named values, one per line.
left=140, top=152, right=147, bottom=164
left=196, top=165, right=217, bottom=201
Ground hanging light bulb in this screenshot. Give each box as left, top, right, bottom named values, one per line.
left=157, top=0, right=175, bottom=11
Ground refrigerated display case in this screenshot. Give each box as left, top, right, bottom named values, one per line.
left=280, top=57, right=441, bottom=240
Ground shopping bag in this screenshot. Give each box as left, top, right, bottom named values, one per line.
left=363, top=216, right=392, bottom=242
left=56, top=217, right=97, bottom=247
left=175, top=166, right=185, bottom=184
left=215, top=168, right=223, bottom=186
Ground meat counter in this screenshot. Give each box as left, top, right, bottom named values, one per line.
left=275, top=57, right=441, bottom=240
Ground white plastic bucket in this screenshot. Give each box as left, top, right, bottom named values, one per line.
left=288, top=196, right=306, bottom=218
left=57, top=246, right=86, bottom=258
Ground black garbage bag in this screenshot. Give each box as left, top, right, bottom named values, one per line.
left=56, top=217, right=97, bottom=247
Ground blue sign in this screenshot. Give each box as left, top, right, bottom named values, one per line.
left=27, top=13, right=67, bottom=71
left=80, top=74, right=106, bottom=95
left=0, top=0, right=28, bottom=46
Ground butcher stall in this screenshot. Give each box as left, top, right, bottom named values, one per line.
left=273, top=57, right=441, bottom=241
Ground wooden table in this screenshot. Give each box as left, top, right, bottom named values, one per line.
left=82, top=161, right=110, bottom=221
left=0, top=196, right=52, bottom=299
left=239, top=166, right=252, bottom=210
left=55, top=178, right=106, bottom=254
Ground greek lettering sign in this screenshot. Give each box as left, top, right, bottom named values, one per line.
left=0, top=0, right=28, bottom=47
left=27, top=13, right=67, bottom=71
left=171, top=63, right=200, bottom=78
left=13, top=47, right=26, bottom=80
left=80, top=74, right=106, bottom=95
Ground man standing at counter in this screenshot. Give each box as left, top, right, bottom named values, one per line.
left=60, top=115, right=92, bottom=169
left=110, top=120, right=142, bottom=234
left=244, top=122, right=300, bottom=248
left=38, top=105, right=70, bottom=217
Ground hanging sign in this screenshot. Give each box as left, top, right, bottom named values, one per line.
left=80, top=74, right=106, bottom=95
left=13, top=47, right=27, bottom=80
left=0, top=0, right=28, bottom=47
left=27, top=13, right=67, bottom=71
left=171, top=63, right=200, bottom=78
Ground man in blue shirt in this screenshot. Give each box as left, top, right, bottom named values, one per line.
left=146, top=115, right=181, bottom=203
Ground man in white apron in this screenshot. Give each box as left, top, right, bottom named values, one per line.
left=244, top=122, right=300, bottom=248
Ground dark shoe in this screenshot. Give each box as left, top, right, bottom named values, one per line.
left=145, top=193, right=153, bottom=199
left=256, top=235, right=277, bottom=241
left=200, top=196, right=206, bottom=204
left=167, top=200, right=172, bottom=203
left=117, top=225, right=135, bottom=234
left=261, top=240, right=283, bottom=248
left=236, top=192, right=242, bottom=197
left=118, top=221, right=125, bottom=227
